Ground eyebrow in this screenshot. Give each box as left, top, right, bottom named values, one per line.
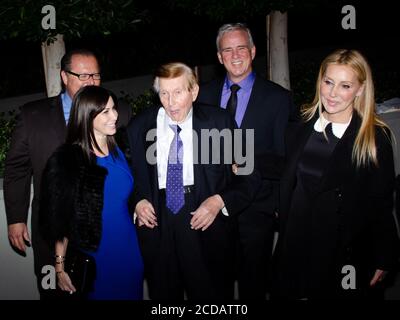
left=324, top=76, right=353, bottom=84
left=221, top=44, right=248, bottom=50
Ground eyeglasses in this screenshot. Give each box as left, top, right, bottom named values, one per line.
left=65, top=70, right=101, bottom=81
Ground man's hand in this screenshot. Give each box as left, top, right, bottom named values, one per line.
left=370, top=269, right=387, bottom=286
left=8, top=222, right=31, bottom=253
left=190, top=195, right=225, bottom=231
left=135, top=199, right=158, bottom=228
left=232, top=164, right=238, bottom=175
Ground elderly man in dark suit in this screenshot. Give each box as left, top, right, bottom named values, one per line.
left=4, top=48, right=131, bottom=299
left=197, top=23, right=297, bottom=300
left=127, top=62, right=260, bottom=300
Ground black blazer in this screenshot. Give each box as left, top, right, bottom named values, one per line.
left=4, top=95, right=66, bottom=225
left=127, top=104, right=260, bottom=217
left=127, top=104, right=261, bottom=277
left=198, top=74, right=296, bottom=156
left=197, top=75, right=296, bottom=213
left=274, top=113, right=400, bottom=297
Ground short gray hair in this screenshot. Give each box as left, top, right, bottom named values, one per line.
left=216, top=23, right=254, bottom=52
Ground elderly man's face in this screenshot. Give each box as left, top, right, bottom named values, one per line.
left=61, top=54, right=101, bottom=98
left=158, top=75, right=199, bottom=123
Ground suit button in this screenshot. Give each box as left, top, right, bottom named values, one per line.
left=335, top=188, right=342, bottom=199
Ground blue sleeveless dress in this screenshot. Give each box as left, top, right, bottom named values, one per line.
left=87, top=148, right=143, bottom=300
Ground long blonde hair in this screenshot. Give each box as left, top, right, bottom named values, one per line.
left=301, top=49, right=388, bottom=167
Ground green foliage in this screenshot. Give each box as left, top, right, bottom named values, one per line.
left=0, top=0, right=148, bottom=43
left=0, top=111, right=16, bottom=177
left=172, top=0, right=294, bottom=20
left=121, top=89, right=158, bottom=116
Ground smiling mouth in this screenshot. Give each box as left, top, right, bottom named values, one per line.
left=326, top=99, right=338, bottom=107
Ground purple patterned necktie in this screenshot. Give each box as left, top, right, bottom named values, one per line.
left=166, top=125, right=184, bottom=214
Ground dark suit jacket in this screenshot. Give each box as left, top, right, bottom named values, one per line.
left=198, top=75, right=296, bottom=213
left=128, top=104, right=260, bottom=217
left=127, top=104, right=261, bottom=269
left=274, top=114, right=400, bottom=298
left=4, top=93, right=132, bottom=275
left=4, top=95, right=66, bottom=274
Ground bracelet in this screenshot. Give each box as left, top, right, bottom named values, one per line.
left=55, top=261, right=64, bottom=265
left=54, top=255, right=65, bottom=259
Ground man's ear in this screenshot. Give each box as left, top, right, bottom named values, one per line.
left=251, top=45, right=256, bottom=61
left=191, top=84, right=199, bottom=101
left=61, top=70, right=68, bottom=86
left=217, top=52, right=223, bottom=65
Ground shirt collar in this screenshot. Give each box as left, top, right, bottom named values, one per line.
left=224, top=71, right=255, bottom=92
left=314, top=114, right=352, bottom=139
left=61, top=92, right=72, bottom=109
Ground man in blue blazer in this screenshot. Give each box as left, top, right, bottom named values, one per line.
left=197, top=23, right=297, bottom=299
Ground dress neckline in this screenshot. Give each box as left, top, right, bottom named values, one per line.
left=97, top=153, right=111, bottom=159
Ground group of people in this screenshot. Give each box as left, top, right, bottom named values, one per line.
left=4, top=23, right=399, bottom=300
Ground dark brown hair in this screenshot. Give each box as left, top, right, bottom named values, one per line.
left=67, top=86, right=118, bottom=163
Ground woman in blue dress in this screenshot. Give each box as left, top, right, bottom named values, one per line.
left=40, top=86, right=143, bottom=300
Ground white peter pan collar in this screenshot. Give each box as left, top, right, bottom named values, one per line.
left=313, top=115, right=351, bottom=139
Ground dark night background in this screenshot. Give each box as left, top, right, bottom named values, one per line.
left=0, top=0, right=399, bottom=104
left=0, top=0, right=399, bottom=304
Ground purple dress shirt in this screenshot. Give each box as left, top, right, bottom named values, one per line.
left=220, top=72, right=255, bottom=127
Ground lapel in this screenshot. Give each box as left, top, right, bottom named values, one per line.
left=284, top=119, right=315, bottom=185
left=285, top=113, right=359, bottom=193
left=318, top=114, right=359, bottom=192
left=192, top=105, right=209, bottom=201
left=49, top=95, right=67, bottom=143
left=213, top=79, right=225, bottom=107
left=147, top=107, right=160, bottom=200
left=240, top=75, right=261, bottom=129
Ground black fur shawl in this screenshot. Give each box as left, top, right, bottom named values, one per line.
left=39, top=144, right=107, bottom=251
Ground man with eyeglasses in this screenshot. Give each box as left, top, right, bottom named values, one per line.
left=4, top=48, right=130, bottom=299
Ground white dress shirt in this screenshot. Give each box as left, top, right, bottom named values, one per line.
left=156, top=107, right=194, bottom=189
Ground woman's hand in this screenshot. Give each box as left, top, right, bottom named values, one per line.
left=56, top=271, right=77, bottom=294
